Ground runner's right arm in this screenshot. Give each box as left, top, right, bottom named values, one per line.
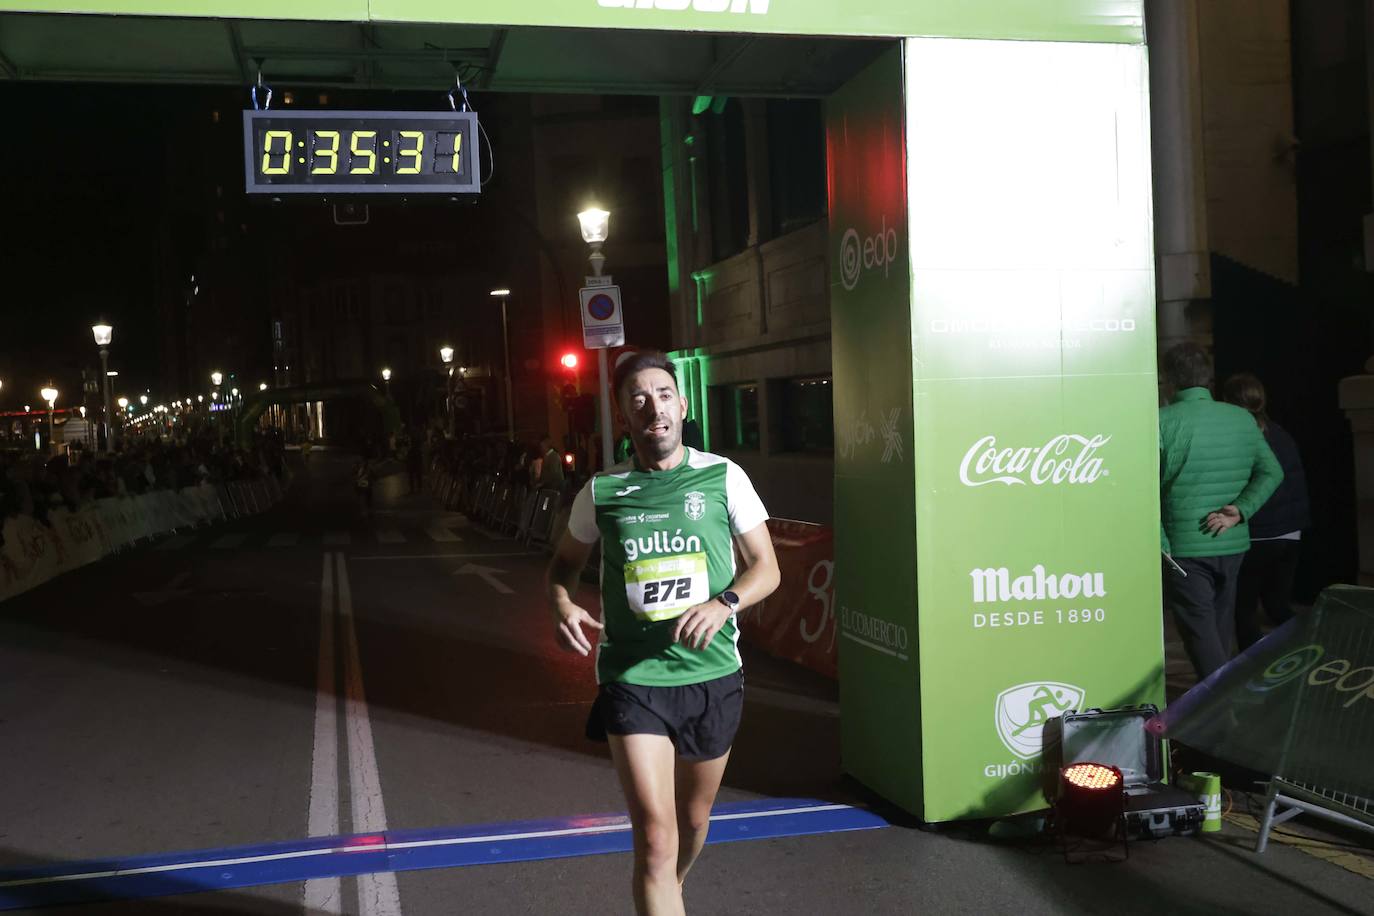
left=545, top=482, right=603, bottom=656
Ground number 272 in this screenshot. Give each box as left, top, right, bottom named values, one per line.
left=643, top=578, right=691, bottom=604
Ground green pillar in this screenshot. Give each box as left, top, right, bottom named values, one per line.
left=832, top=37, right=1165, bottom=822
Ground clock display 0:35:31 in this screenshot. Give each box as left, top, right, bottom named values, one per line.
left=257, top=127, right=464, bottom=177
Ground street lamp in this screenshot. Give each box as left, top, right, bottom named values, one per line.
left=490, top=288, right=515, bottom=442
left=577, top=207, right=614, bottom=469
left=117, top=397, right=128, bottom=409
left=92, top=321, right=114, bottom=453
left=381, top=367, right=392, bottom=399
left=211, top=371, right=223, bottom=387
left=440, top=346, right=455, bottom=434
left=140, top=395, right=148, bottom=407
left=40, top=385, right=58, bottom=453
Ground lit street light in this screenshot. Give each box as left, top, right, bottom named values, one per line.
left=490, top=288, right=515, bottom=442
left=440, top=347, right=455, bottom=433
left=578, top=206, right=614, bottom=469
left=92, top=321, right=114, bottom=452
left=211, top=371, right=223, bottom=387
left=40, top=385, right=58, bottom=453
left=140, top=395, right=148, bottom=407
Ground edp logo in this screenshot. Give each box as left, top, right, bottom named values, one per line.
left=839, top=215, right=899, bottom=292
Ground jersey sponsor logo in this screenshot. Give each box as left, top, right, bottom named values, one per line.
left=615, top=485, right=642, bottom=497
left=994, top=681, right=1085, bottom=761
left=684, top=491, right=707, bottom=521
left=623, top=530, right=703, bottom=562
left=621, top=511, right=671, bottom=526
left=958, top=434, right=1110, bottom=487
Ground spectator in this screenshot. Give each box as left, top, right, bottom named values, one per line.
left=535, top=436, right=565, bottom=490
left=1222, top=373, right=1312, bottom=649
left=1159, top=343, right=1283, bottom=679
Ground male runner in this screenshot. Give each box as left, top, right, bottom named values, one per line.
left=546, top=350, right=779, bottom=916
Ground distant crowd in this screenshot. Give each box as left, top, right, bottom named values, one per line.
left=0, top=429, right=286, bottom=540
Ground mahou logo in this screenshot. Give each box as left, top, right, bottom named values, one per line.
left=959, top=434, right=1110, bottom=488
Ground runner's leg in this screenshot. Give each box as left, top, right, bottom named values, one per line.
left=674, top=750, right=730, bottom=885
left=609, top=734, right=684, bottom=916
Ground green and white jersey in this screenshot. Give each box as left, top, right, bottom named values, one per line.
left=566, top=447, right=769, bottom=686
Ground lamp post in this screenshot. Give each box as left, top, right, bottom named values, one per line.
left=40, top=385, right=58, bottom=454
left=381, top=367, right=392, bottom=400
left=92, top=322, right=113, bottom=453
left=577, top=207, right=614, bottom=469
left=440, top=346, right=455, bottom=435
left=490, top=289, right=516, bottom=442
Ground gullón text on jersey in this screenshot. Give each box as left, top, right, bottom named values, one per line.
left=624, top=530, right=704, bottom=562
left=959, top=434, right=1109, bottom=487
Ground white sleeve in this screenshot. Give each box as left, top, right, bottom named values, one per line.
left=725, top=461, right=769, bottom=535
left=565, top=479, right=601, bottom=544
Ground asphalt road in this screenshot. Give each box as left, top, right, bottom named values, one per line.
left=0, top=451, right=1368, bottom=915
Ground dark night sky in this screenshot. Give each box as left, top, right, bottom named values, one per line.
left=2, top=83, right=181, bottom=410
left=0, top=82, right=572, bottom=414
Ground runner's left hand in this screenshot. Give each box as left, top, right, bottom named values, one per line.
left=673, top=599, right=732, bottom=651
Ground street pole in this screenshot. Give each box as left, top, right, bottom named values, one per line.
left=500, top=295, right=515, bottom=443
left=99, top=348, right=112, bottom=453
left=590, top=255, right=614, bottom=471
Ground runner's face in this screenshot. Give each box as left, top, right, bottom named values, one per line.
left=619, top=368, right=685, bottom=462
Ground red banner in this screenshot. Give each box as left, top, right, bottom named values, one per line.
left=740, top=519, right=837, bottom=679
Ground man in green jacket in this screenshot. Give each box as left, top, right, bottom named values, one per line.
left=1159, top=342, right=1283, bottom=679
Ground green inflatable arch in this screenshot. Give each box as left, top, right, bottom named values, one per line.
left=235, top=380, right=399, bottom=446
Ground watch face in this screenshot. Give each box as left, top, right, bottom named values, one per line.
left=723, top=590, right=741, bottom=608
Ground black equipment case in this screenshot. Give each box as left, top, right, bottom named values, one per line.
left=1059, top=705, right=1204, bottom=839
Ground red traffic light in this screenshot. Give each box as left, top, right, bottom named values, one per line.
left=560, top=352, right=579, bottom=371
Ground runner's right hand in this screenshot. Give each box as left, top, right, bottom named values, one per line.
left=554, top=603, right=604, bottom=656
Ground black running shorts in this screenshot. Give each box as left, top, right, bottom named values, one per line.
left=586, top=670, right=744, bottom=761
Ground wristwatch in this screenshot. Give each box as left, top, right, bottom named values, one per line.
left=716, top=590, right=741, bottom=613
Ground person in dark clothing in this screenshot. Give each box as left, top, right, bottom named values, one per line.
left=1223, top=373, right=1312, bottom=649
left=406, top=432, right=424, bottom=494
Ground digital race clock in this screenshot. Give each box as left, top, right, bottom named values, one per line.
left=242, top=110, right=480, bottom=195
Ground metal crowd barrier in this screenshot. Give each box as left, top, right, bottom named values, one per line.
left=429, top=464, right=574, bottom=557
left=1257, top=779, right=1374, bottom=852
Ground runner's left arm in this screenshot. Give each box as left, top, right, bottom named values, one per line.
left=673, top=521, right=779, bottom=650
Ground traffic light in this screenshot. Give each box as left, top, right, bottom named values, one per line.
left=560, top=352, right=579, bottom=371
left=570, top=394, right=596, bottom=436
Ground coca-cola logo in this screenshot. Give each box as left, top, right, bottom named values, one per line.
left=959, top=434, right=1110, bottom=487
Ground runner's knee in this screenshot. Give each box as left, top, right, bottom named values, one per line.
left=633, top=820, right=679, bottom=869
left=676, top=800, right=711, bottom=834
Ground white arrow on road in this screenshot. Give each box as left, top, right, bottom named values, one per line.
left=452, top=563, right=513, bottom=595
left=133, top=571, right=193, bottom=607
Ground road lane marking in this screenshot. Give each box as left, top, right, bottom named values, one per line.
left=337, top=555, right=403, bottom=916
left=322, top=532, right=352, bottom=546
left=304, top=553, right=342, bottom=915
left=266, top=532, right=299, bottom=548
left=0, top=801, right=885, bottom=910
left=210, top=533, right=248, bottom=550
left=375, top=529, right=405, bottom=544
left=425, top=527, right=460, bottom=543
left=452, top=563, right=514, bottom=594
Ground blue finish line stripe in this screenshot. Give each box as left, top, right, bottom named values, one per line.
left=0, top=799, right=886, bottom=910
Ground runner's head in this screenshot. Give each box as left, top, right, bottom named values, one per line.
left=613, top=351, right=687, bottom=464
